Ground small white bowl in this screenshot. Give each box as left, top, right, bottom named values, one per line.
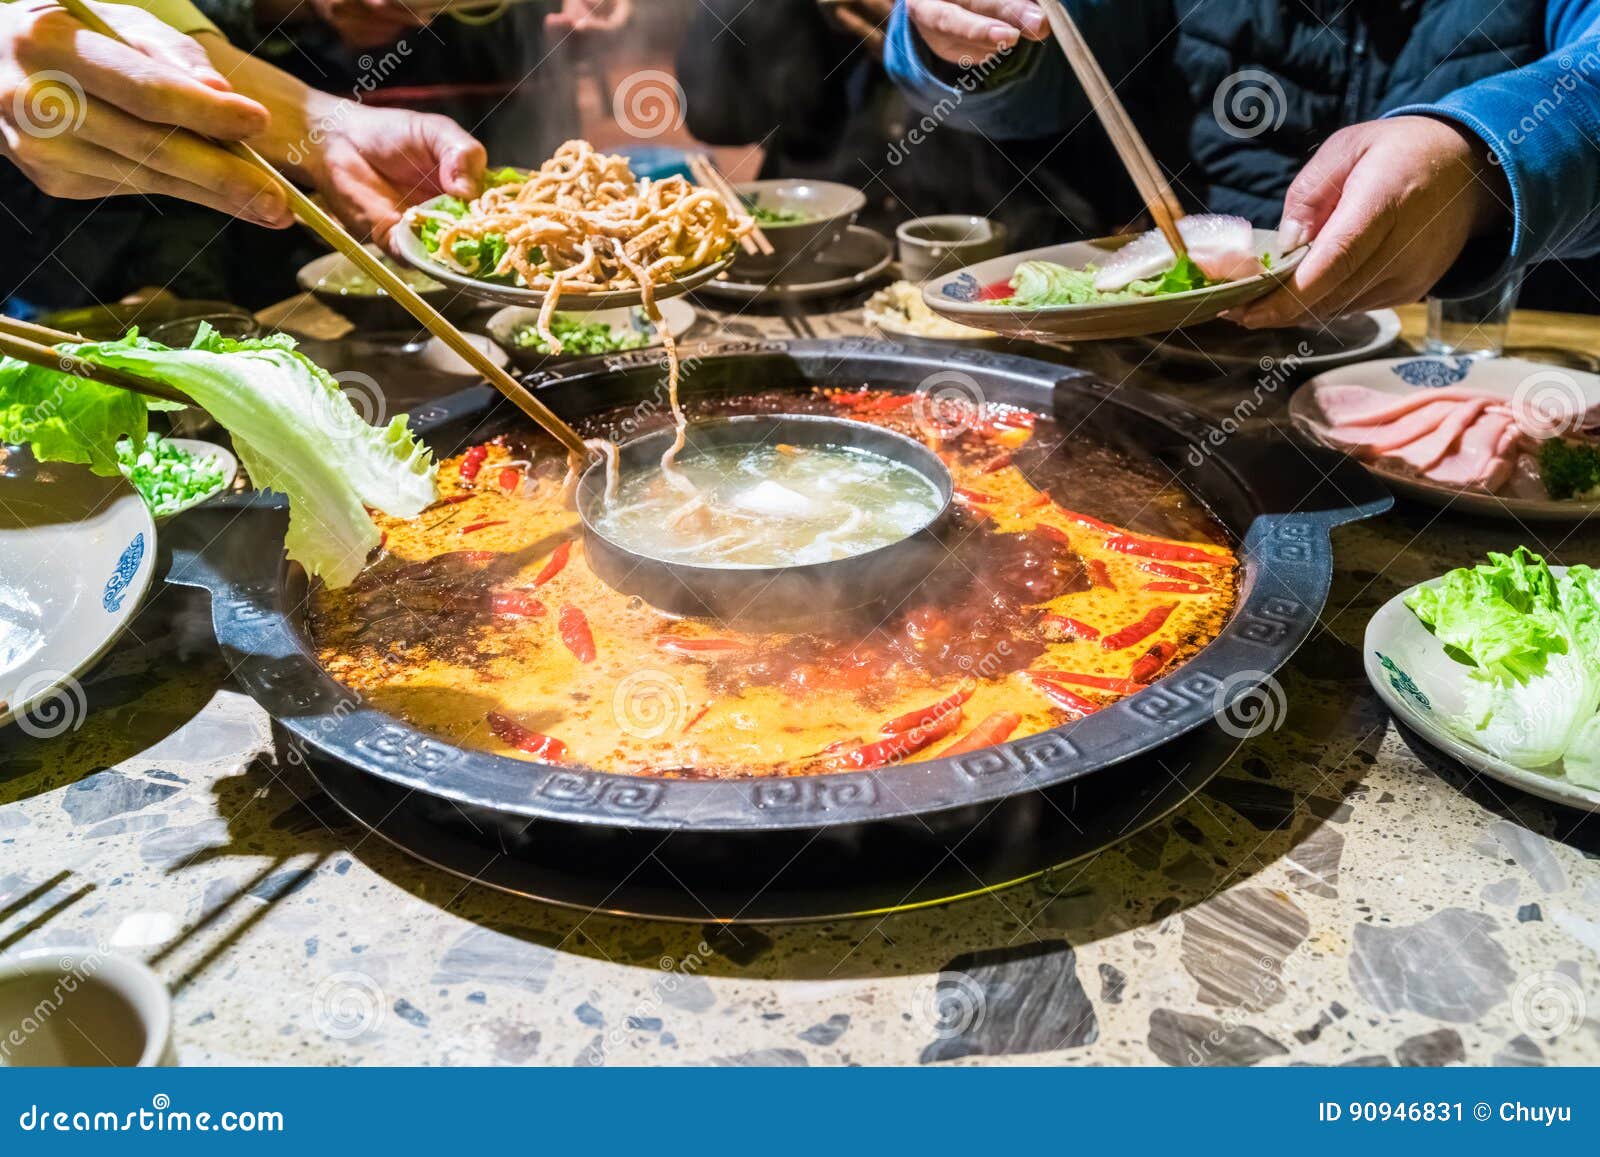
left=0, top=948, right=175, bottom=1066
left=120, top=438, right=239, bottom=523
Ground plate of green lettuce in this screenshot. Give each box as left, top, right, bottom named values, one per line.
left=1366, top=547, right=1600, bottom=810
left=921, top=227, right=1303, bottom=342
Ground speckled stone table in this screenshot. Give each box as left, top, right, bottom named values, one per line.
left=2, top=298, right=1597, bottom=1067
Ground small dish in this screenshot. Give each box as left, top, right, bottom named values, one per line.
left=485, top=299, right=696, bottom=370
left=0, top=947, right=175, bottom=1065
left=922, top=229, right=1305, bottom=342
left=1137, top=308, right=1401, bottom=371
left=896, top=214, right=1008, bottom=282
left=297, top=244, right=477, bottom=331
left=1365, top=571, right=1600, bottom=813
left=734, top=178, right=867, bottom=265
left=119, top=437, right=238, bottom=522
left=0, top=452, right=155, bottom=733
left=393, top=195, right=734, bottom=311
left=863, top=280, right=994, bottom=342
left=1290, top=355, right=1600, bottom=521
left=696, top=225, right=892, bottom=303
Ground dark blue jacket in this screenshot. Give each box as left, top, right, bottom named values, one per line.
left=885, top=0, right=1600, bottom=295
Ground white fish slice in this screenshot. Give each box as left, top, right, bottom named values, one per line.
left=1094, top=213, right=1263, bottom=292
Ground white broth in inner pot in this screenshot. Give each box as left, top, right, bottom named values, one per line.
left=591, top=441, right=944, bottom=568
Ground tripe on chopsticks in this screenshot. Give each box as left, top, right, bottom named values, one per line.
left=0, top=323, right=436, bottom=588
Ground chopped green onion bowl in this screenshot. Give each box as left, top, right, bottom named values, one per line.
left=115, top=433, right=228, bottom=517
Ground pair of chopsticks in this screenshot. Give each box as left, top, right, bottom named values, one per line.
left=1035, top=0, right=1187, bottom=257
left=686, top=153, right=774, bottom=258
left=0, top=315, right=189, bottom=405
left=56, top=0, right=593, bottom=463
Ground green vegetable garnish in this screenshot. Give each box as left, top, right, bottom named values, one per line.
left=0, top=324, right=436, bottom=588
left=747, top=202, right=812, bottom=226
left=116, top=432, right=226, bottom=517
left=1000, top=257, right=1215, bottom=307
left=1404, top=547, right=1600, bottom=779
left=1538, top=438, right=1600, bottom=500
left=513, top=313, right=650, bottom=356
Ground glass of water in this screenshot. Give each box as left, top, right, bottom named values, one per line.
left=1424, top=271, right=1523, bottom=358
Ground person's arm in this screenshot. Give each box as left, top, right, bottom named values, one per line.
left=1378, top=3, right=1600, bottom=296
left=882, top=0, right=1167, bottom=140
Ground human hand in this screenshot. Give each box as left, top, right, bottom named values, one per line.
left=299, top=100, right=485, bottom=245
left=1231, top=116, right=1509, bottom=328
left=903, top=0, right=1048, bottom=66
left=306, top=0, right=428, bottom=51
left=0, top=0, right=288, bottom=225
left=825, top=0, right=896, bottom=57
left=545, top=0, right=632, bottom=34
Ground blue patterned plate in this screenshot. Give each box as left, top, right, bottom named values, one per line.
left=1291, top=355, right=1600, bottom=521
left=1364, top=571, right=1600, bottom=813
left=0, top=452, right=155, bottom=733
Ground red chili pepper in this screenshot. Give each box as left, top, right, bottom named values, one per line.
left=497, top=467, right=521, bottom=492
left=1042, top=614, right=1100, bottom=641
left=376, top=531, right=387, bottom=551
left=558, top=604, right=596, bottom=662
left=486, top=712, right=569, bottom=760
left=1104, top=533, right=1233, bottom=565
left=953, top=486, right=995, bottom=506
left=458, top=519, right=507, bottom=536
left=655, top=636, right=742, bottom=655
left=1035, top=524, right=1072, bottom=549
left=1055, top=507, right=1116, bottom=533
left=1102, top=603, right=1177, bottom=651
left=1130, top=641, right=1178, bottom=683
left=1143, top=581, right=1211, bottom=595
left=682, top=705, right=710, bottom=733
left=458, top=444, right=489, bottom=483
left=533, top=541, right=572, bottom=586
left=1026, top=674, right=1097, bottom=716
left=880, top=686, right=974, bottom=735
left=1016, top=490, right=1051, bottom=511
left=829, top=707, right=963, bottom=771
left=978, top=452, right=1013, bottom=475
left=1142, top=561, right=1211, bottom=584
left=1086, top=559, right=1116, bottom=590
left=1029, top=670, right=1148, bottom=694
left=490, top=590, right=546, bottom=618
left=941, top=711, right=1022, bottom=756
left=432, top=493, right=474, bottom=509
left=989, top=409, right=1036, bottom=429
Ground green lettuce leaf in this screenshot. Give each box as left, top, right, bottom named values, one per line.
left=1, top=323, right=436, bottom=587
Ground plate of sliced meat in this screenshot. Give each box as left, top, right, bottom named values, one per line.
left=1290, top=355, right=1600, bottom=521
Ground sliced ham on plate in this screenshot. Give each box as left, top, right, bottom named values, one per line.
left=1427, top=407, right=1518, bottom=489
left=1313, top=383, right=1497, bottom=427
left=1386, top=397, right=1493, bottom=473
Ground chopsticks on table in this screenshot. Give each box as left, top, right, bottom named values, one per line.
left=687, top=153, right=774, bottom=258
left=0, top=315, right=190, bottom=405
left=54, top=0, right=594, bottom=465
left=1034, top=0, right=1187, bottom=256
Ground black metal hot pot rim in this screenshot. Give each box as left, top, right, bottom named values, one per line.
left=168, top=339, right=1392, bottom=834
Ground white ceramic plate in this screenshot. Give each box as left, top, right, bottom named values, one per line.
left=1290, top=355, right=1600, bottom=521
left=119, top=437, right=238, bottom=523
left=1365, top=570, right=1600, bottom=813
left=0, top=454, right=156, bottom=731
left=921, top=229, right=1305, bottom=342
left=485, top=299, right=696, bottom=368
left=1136, top=308, right=1401, bottom=370
left=393, top=195, right=733, bottom=310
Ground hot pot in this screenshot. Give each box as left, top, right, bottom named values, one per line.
left=167, top=340, right=1390, bottom=920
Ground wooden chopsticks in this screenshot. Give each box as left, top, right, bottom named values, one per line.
left=56, top=0, right=593, bottom=463
left=687, top=153, right=774, bottom=258
left=1035, top=0, right=1187, bottom=256
left=0, top=315, right=190, bottom=405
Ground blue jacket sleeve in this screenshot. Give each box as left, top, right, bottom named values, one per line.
left=1387, top=0, right=1600, bottom=294
left=882, top=1, right=1166, bottom=140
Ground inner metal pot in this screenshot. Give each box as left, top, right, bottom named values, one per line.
left=576, top=413, right=953, bottom=622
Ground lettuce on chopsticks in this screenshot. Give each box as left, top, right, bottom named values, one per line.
left=1405, top=547, right=1600, bottom=782
left=0, top=324, right=436, bottom=588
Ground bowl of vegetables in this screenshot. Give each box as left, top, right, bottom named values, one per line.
left=485, top=299, right=697, bottom=369
left=297, top=244, right=477, bottom=331
left=733, top=179, right=867, bottom=266
left=115, top=433, right=237, bottom=522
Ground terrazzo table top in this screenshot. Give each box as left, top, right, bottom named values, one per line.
left=2, top=298, right=1598, bottom=1067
